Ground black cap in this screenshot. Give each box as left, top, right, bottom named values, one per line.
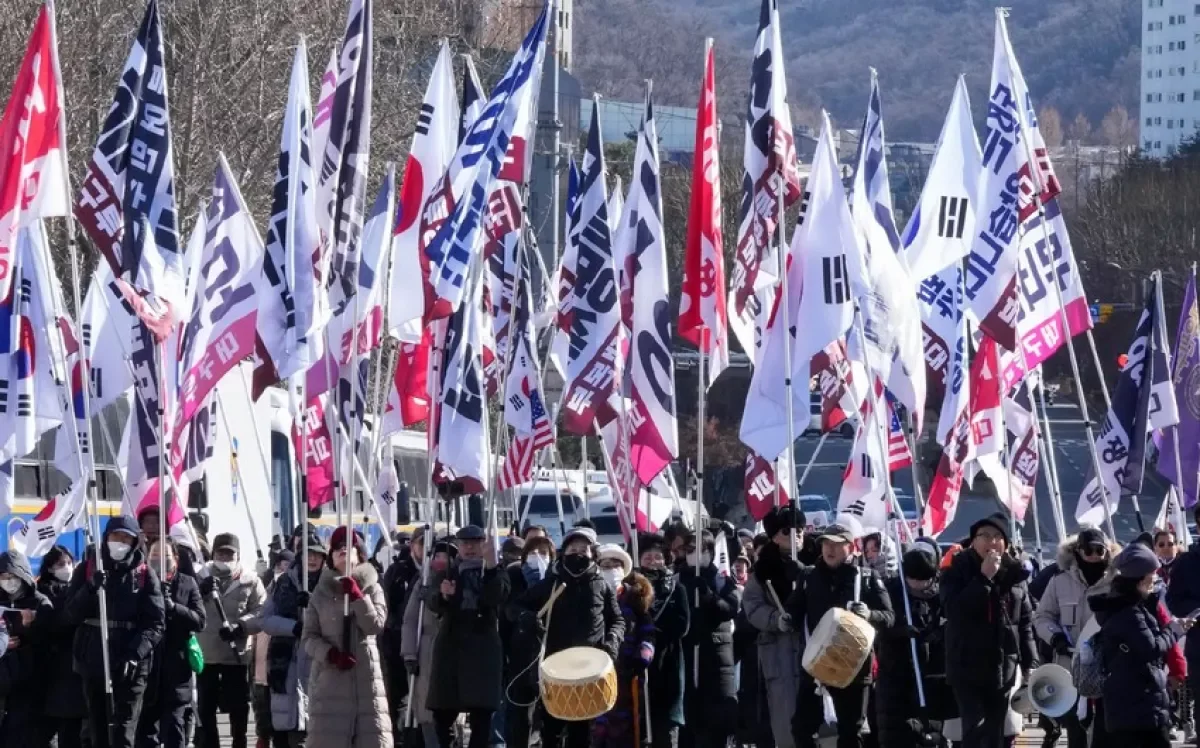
left=903, top=546, right=939, bottom=581
left=817, top=523, right=855, bottom=544
left=501, top=537, right=524, bottom=556
left=1077, top=527, right=1108, bottom=552
left=455, top=525, right=486, bottom=541
left=276, top=549, right=296, bottom=565
left=212, top=533, right=240, bottom=555
left=968, top=513, right=1010, bottom=544
left=763, top=506, right=805, bottom=539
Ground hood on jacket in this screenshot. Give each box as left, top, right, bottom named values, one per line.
left=0, top=550, right=35, bottom=592
left=318, top=561, right=379, bottom=595
left=102, top=515, right=145, bottom=568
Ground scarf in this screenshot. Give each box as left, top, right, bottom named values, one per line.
left=458, top=559, right=484, bottom=611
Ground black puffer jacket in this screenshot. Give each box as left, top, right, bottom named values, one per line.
left=0, top=551, right=54, bottom=720
left=1090, top=586, right=1177, bottom=732
left=940, top=548, right=1036, bottom=692
left=875, top=578, right=954, bottom=742
left=517, top=558, right=624, bottom=660
left=380, top=551, right=420, bottom=661
left=36, top=570, right=85, bottom=720
left=678, top=562, right=741, bottom=729
left=146, top=571, right=205, bottom=706
left=644, top=568, right=689, bottom=726
left=785, top=559, right=894, bottom=684
left=65, top=516, right=166, bottom=680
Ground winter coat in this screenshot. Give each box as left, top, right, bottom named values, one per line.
left=145, top=571, right=205, bottom=708
left=0, top=551, right=54, bottom=739
left=875, top=577, right=955, bottom=745
left=302, top=562, right=391, bottom=748
left=940, top=548, right=1036, bottom=692
left=401, top=577, right=441, bottom=724
left=1029, top=561, right=1061, bottom=602
left=643, top=568, right=689, bottom=726
left=678, top=562, right=741, bottom=711
left=198, top=564, right=267, bottom=665
left=1034, top=537, right=1105, bottom=651
left=258, top=565, right=321, bottom=732
left=517, top=559, right=625, bottom=661
left=36, top=576, right=86, bottom=720
left=742, top=545, right=803, bottom=748
left=65, top=520, right=165, bottom=682
left=425, top=560, right=510, bottom=712
left=501, top=562, right=542, bottom=706
left=592, top=579, right=656, bottom=748
left=1090, top=587, right=1178, bottom=732
left=1166, top=542, right=1200, bottom=666
left=380, top=553, right=420, bottom=662
left=784, top=558, right=894, bottom=685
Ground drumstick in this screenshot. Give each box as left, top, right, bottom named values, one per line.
left=538, top=582, right=566, bottom=619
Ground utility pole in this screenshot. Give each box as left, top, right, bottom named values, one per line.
left=530, top=1, right=565, bottom=283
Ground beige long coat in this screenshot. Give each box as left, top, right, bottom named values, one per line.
left=302, top=562, right=392, bottom=748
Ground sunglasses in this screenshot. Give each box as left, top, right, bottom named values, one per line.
left=1081, top=544, right=1107, bottom=556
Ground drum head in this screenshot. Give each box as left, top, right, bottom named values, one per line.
left=801, top=609, right=841, bottom=669
left=541, top=646, right=612, bottom=683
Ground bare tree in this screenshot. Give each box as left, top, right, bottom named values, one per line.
left=1067, top=112, right=1093, bottom=144
left=1039, top=106, right=1064, bottom=148
left=1098, top=105, right=1136, bottom=146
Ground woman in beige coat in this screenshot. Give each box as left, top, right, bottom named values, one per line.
left=302, top=527, right=392, bottom=748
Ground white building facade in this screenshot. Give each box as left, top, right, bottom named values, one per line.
left=1141, top=0, right=1200, bottom=157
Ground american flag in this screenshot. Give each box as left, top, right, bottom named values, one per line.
left=499, top=385, right=553, bottom=490
left=886, top=398, right=912, bottom=471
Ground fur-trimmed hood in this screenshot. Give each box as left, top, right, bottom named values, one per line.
left=318, top=561, right=379, bottom=595
left=1055, top=534, right=1121, bottom=572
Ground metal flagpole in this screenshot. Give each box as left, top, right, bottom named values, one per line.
left=46, top=0, right=114, bottom=712
left=776, top=192, right=798, bottom=563
left=298, top=379, right=310, bottom=595
left=905, top=415, right=928, bottom=531
left=154, top=342, right=168, bottom=581
left=796, top=431, right=830, bottom=492
left=851, top=313, right=903, bottom=544
left=1033, top=382, right=1068, bottom=540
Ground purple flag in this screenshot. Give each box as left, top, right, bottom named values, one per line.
left=1159, top=272, right=1200, bottom=508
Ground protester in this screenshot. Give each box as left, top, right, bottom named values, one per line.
left=1155, top=530, right=1180, bottom=583
left=502, top=535, right=555, bottom=748
left=0, top=548, right=53, bottom=744
left=787, top=523, right=893, bottom=748
left=941, top=513, right=1036, bottom=748
left=592, top=571, right=655, bottom=748
left=258, top=531, right=327, bottom=746
left=516, top=526, right=624, bottom=748
left=302, top=526, right=391, bottom=748
left=1166, top=507, right=1200, bottom=736
left=67, top=515, right=166, bottom=748
left=501, top=537, right=525, bottom=568
left=677, top=529, right=741, bottom=748
left=1092, top=543, right=1184, bottom=747
left=382, top=528, right=424, bottom=741
left=426, top=526, right=510, bottom=748
left=1033, top=529, right=1109, bottom=748
left=742, top=506, right=805, bottom=748
left=404, top=540, right=457, bottom=748
left=36, top=545, right=87, bottom=748
left=638, top=533, right=689, bottom=748
left=196, top=533, right=267, bottom=748
left=875, top=541, right=952, bottom=748
left=138, top=537, right=206, bottom=748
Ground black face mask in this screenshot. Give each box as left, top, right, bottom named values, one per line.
left=1077, top=555, right=1106, bottom=585
left=639, top=567, right=667, bottom=584
left=561, top=555, right=593, bottom=578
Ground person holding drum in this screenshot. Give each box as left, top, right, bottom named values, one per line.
left=425, top=526, right=511, bottom=748
left=940, top=513, right=1037, bottom=748
left=787, top=522, right=894, bottom=748
left=742, top=506, right=806, bottom=748
left=514, top=526, right=624, bottom=748
left=677, top=529, right=742, bottom=748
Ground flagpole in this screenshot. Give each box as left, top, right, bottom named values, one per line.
left=852, top=313, right=902, bottom=544
left=1033, top=382, right=1069, bottom=540
left=797, top=431, right=830, bottom=492
left=297, top=377, right=310, bottom=594
left=904, top=415, right=928, bottom=533
left=776, top=189, right=798, bottom=563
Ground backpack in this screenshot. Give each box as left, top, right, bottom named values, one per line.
left=1071, top=628, right=1106, bottom=698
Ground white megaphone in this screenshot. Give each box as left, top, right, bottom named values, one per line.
left=1012, top=663, right=1078, bottom=718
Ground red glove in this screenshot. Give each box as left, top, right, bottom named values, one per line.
left=326, top=647, right=357, bottom=671
left=341, top=576, right=364, bottom=602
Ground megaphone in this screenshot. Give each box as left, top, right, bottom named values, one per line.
left=1012, top=663, right=1078, bottom=718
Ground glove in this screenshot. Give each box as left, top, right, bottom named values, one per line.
left=777, top=613, right=794, bottom=633
left=199, top=576, right=216, bottom=597
left=292, top=620, right=303, bottom=638
left=405, top=658, right=420, bottom=678
left=256, top=559, right=270, bottom=576
left=218, top=623, right=243, bottom=642
left=341, top=576, right=364, bottom=602
left=297, top=591, right=311, bottom=609
left=326, top=647, right=357, bottom=671
left=89, top=568, right=107, bottom=591
left=848, top=602, right=870, bottom=620
left=1050, top=632, right=1072, bottom=656
left=120, top=659, right=138, bottom=683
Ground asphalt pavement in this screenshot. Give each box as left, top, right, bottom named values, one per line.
left=791, top=400, right=1172, bottom=554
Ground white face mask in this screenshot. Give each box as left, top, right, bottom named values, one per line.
left=213, top=561, right=234, bottom=575
left=52, top=565, right=73, bottom=582
left=686, top=552, right=711, bottom=568
left=527, top=553, right=549, bottom=573
left=107, top=541, right=132, bottom=561
left=0, top=579, right=21, bottom=596
left=601, top=568, right=623, bottom=592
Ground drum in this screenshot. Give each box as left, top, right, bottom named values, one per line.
left=801, top=608, right=876, bottom=689
left=539, top=646, right=618, bottom=721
